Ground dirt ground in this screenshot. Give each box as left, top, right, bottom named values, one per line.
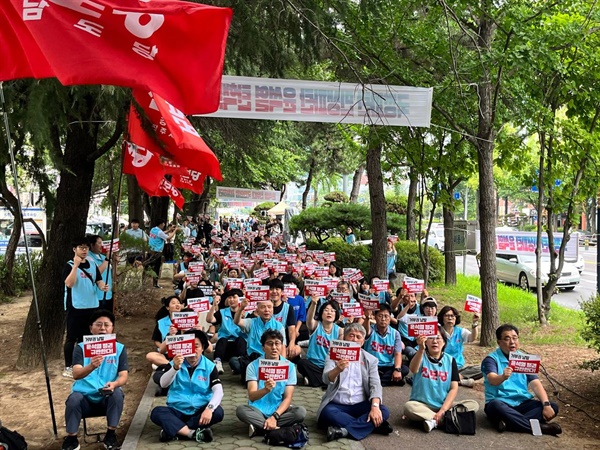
left=1, top=285, right=600, bottom=449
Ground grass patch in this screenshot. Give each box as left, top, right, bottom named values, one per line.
left=429, top=274, right=584, bottom=346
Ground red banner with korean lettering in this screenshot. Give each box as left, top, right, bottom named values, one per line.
left=133, top=89, right=222, bottom=180
left=5, top=0, right=232, bottom=114
left=122, top=141, right=165, bottom=195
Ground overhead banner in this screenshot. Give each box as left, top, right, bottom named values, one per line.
left=477, top=231, right=579, bottom=260
left=216, top=186, right=280, bottom=202
left=199, top=76, right=433, bottom=127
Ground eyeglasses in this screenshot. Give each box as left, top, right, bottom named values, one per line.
left=376, top=314, right=391, bottom=319
left=501, top=336, right=519, bottom=343
left=92, top=322, right=113, bottom=328
left=264, top=341, right=282, bottom=347
left=444, top=314, right=456, bottom=319
left=428, top=336, right=443, bottom=341
left=77, top=246, right=89, bottom=250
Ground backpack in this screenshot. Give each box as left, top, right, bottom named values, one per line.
left=0, top=421, right=28, bottom=450
left=263, top=423, right=309, bottom=448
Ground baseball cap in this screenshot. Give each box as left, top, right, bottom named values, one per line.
left=421, top=296, right=438, bottom=308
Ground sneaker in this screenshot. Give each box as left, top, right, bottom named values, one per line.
left=154, top=285, right=163, bottom=289
left=460, top=378, right=475, bottom=388
left=497, top=420, right=507, bottom=433
left=195, top=427, right=213, bottom=443
left=215, top=360, right=224, bottom=374
left=103, top=431, right=120, bottom=450
left=249, top=424, right=256, bottom=438
left=423, top=419, right=437, bottom=433
left=62, top=436, right=80, bottom=450
left=62, top=366, right=73, bottom=379
left=159, top=429, right=178, bottom=442
left=540, top=422, right=562, bottom=435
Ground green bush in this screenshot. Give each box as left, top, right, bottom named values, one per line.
left=0, top=252, right=44, bottom=301
left=253, top=202, right=276, bottom=215
left=395, top=240, right=445, bottom=283
left=306, top=238, right=371, bottom=278
left=386, top=194, right=408, bottom=214
left=323, top=191, right=349, bottom=203
left=580, top=294, right=600, bottom=371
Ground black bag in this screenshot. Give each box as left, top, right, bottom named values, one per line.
left=0, top=421, right=28, bottom=450
left=263, top=423, right=309, bottom=448
left=444, top=404, right=476, bottom=435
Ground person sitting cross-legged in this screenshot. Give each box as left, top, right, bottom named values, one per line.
left=150, top=330, right=224, bottom=443
left=62, top=310, right=128, bottom=450
left=236, top=329, right=306, bottom=438
left=316, top=323, right=393, bottom=441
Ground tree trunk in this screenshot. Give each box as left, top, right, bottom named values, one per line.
left=126, top=175, right=144, bottom=224
left=149, top=197, right=170, bottom=226
left=366, top=136, right=387, bottom=279
left=185, top=192, right=202, bottom=218
left=302, top=158, right=316, bottom=210
left=18, top=121, right=98, bottom=368
left=406, top=168, right=418, bottom=241
left=0, top=175, right=21, bottom=296
left=443, top=204, right=456, bottom=285
left=349, top=164, right=364, bottom=203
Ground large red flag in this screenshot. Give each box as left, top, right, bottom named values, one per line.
left=4, top=0, right=232, bottom=114
left=171, top=171, right=207, bottom=195
left=0, top=2, right=53, bottom=80
left=156, top=178, right=185, bottom=210
left=122, top=141, right=165, bottom=195
left=133, top=89, right=223, bottom=180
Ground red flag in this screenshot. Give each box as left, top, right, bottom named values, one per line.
left=5, top=0, right=232, bottom=114
left=122, top=141, right=165, bottom=196
left=133, top=89, right=222, bottom=180
left=156, top=178, right=185, bottom=209
left=171, top=171, right=207, bottom=195
left=0, top=2, right=54, bottom=80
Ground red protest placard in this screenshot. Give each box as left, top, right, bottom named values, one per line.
left=283, top=284, right=297, bottom=298
left=358, top=293, right=380, bottom=310
left=186, top=273, right=201, bottom=285
left=407, top=316, right=439, bottom=337
left=171, top=312, right=198, bottom=330
left=165, top=334, right=196, bottom=358
left=464, top=294, right=482, bottom=314
left=199, top=285, right=214, bottom=297
left=187, top=297, right=211, bottom=313
left=309, top=284, right=328, bottom=298
left=246, top=285, right=270, bottom=302
left=285, top=253, right=297, bottom=262
left=225, top=278, right=244, bottom=290
left=315, top=266, right=330, bottom=278
left=324, top=252, right=336, bottom=262
left=331, top=292, right=351, bottom=304
left=83, top=334, right=117, bottom=358
left=343, top=268, right=364, bottom=284
left=388, top=235, right=399, bottom=243
left=322, top=277, right=339, bottom=293
left=403, top=277, right=424, bottom=294
left=244, top=277, right=262, bottom=287
left=258, top=359, right=290, bottom=381
left=272, top=262, right=289, bottom=274
left=508, top=352, right=541, bottom=374
left=253, top=267, right=270, bottom=280
left=101, top=239, right=119, bottom=253
left=188, top=261, right=204, bottom=273
left=329, top=339, right=361, bottom=362
left=342, top=302, right=364, bottom=318
left=211, top=248, right=222, bottom=256
left=372, top=279, right=389, bottom=293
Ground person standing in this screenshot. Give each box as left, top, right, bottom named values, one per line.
left=63, top=237, right=109, bottom=378
left=345, top=227, right=356, bottom=245
left=148, top=220, right=177, bottom=288
left=87, top=234, right=114, bottom=312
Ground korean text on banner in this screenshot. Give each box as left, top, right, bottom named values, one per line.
left=464, top=294, right=482, bottom=314
left=342, top=302, right=364, bottom=318
left=403, top=277, right=424, bottom=294
left=358, top=293, right=380, bottom=311
left=83, top=334, right=117, bottom=358
left=407, top=316, right=439, bottom=337
left=508, top=352, right=541, bottom=374
left=187, top=297, right=211, bottom=313
left=329, top=339, right=361, bottom=362
left=165, top=334, right=196, bottom=358
left=258, top=359, right=290, bottom=382
left=171, top=311, right=198, bottom=330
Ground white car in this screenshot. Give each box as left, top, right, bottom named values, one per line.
left=496, top=253, right=580, bottom=291
left=422, top=228, right=445, bottom=251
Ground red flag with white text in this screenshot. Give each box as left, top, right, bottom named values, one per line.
left=3, top=0, right=232, bottom=114
left=133, top=89, right=222, bottom=180
left=171, top=171, right=206, bottom=195
left=122, top=141, right=165, bottom=196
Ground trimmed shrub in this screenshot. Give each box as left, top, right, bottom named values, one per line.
left=580, top=294, right=600, bottom=371
left=395, top=240, right=445, bottom=283
left=306, top=238, right=371, bottom=278
left=324, top=191, right=349, bottom=203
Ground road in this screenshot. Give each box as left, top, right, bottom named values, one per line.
left=454, top=246, right=598, bottom=311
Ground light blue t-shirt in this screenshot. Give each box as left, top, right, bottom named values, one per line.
left=246, top=356, right=296, bottom=417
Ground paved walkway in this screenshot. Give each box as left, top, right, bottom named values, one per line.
left=121, top=369, right=571, bottom=450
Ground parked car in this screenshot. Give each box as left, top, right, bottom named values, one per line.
left=578, top=231, right=597, bottom=246
left=496, top=253, right=580, bottom=291
left=567, top=254, right=585, bottom=274
left=422, top=228, right=445, bottom=251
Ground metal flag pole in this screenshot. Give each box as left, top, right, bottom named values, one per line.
left=0, top=81, right=59, bottom=438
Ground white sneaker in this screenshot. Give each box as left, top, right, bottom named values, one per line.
left=62, top=366, right=73, bottom=378
left=215, top=360, right=224, bottom=374
left=460, top=378, right=475, bottom=388
left=423, top=419, right=437, bottom=433
left=248, top=424, right=256, bottom=438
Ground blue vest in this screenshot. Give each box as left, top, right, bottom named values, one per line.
left=364, top=325, right=398, bottom=367
left=246, top=317, right=286, bottom=356
left=88, top=253, right=112, bottom=301
left=157, top=316, right=172, bottom=342
left=444, top=326, right=466, bottom=369
left=409, top=352, right=454, bottom=409
left=149, top=226, right=165, bottom=252
left=248, top=356, right=296, bottom=417
left=398, top=304, right=421, bottom=341
left=64, top=261, right=99, bottom=310
left=218, top=308, right=241, bottom=340
left=306, top=322, right=340, bottom=368
left=72, top=342, right=124, bottom=402
left=273, top=302, right=290, bottom=325
left=167, top=356, right=215, bottom=415
left=484, top=348, right=533, bottom=406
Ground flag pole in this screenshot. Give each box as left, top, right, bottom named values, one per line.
left=0, top=81, right=59, bottom=438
